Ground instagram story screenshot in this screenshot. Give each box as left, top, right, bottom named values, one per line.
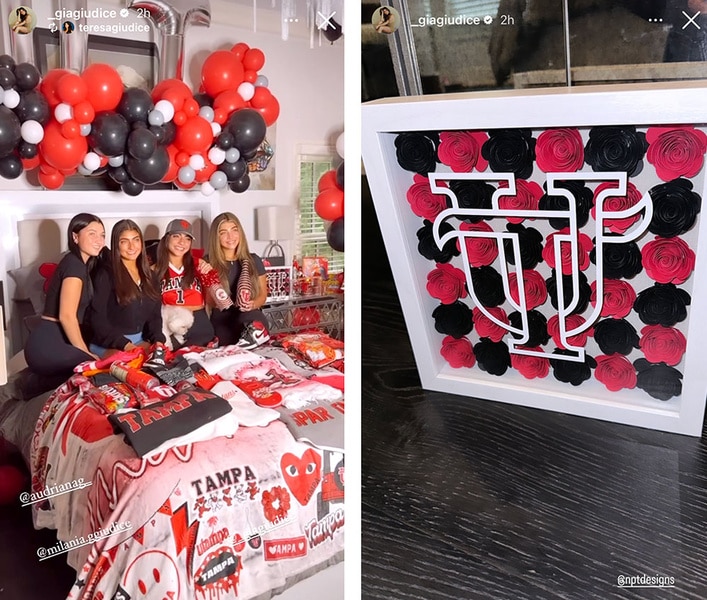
left=0, top=1, right=348, bottom=600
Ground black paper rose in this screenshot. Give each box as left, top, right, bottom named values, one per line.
left=509, top=309, right=551, bottom=347
left=593, top=318, right=640, bottom=355
left=590, top=241, right=643, bottom=280
left=470, top=266, right=506, bottom=307
left=449, top=179, right=495, bottom=223
left=538, top=180, right=594, bottom=230
left=473, top=339, right=511, bottom=376
left=633, top=283, right=691, bottom=326
left=545, top=270, right=592, bottom=315
left=432, top=301, right=473, bottom=339
left=634, top=358, right=683, bottom=401
left=417, top=219, right=460, bottom=263
left=584, top=126, right=648, bottom=177
left=647, top=178, right=702, bottom=238
left=481, top=129, right=536, bottom=179
left=394, top=132, right=438, bottom=175
left=503, top=223, right=544, bottom=269
left=550, top=349, right=597, bottom=386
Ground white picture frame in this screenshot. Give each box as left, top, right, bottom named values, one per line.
left=362, top=81, right=707, bottom=436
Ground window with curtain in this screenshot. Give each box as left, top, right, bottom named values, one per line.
left=297, top=153, right=344, bottom=273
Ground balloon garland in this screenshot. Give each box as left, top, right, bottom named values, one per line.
left=0, top=43, right=279, bottom=195
left=315, top=132, right=344, bottom=252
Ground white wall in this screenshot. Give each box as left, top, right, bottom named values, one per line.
left=0, top=0, right=345, bottom=259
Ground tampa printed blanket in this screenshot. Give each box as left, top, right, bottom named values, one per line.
left=30, top=373, right=344, bottom=600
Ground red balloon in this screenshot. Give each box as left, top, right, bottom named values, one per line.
left=39, top=120, right=88, bottom=171
left=40, top=69, right=70, bottom=108
left=213, top=90, right=247, bottom=121
left=254, top=94, right=279, bottom=127
left=250, top=86, right=272, bottom=109
left=175, top=179, right=196, bottom=190
left=231, top=42, right=250, bottom=60
left=80, top=63, right=123, bottom=112
left=0, top=465, right=25, bottom=506
left=21, top=156, right=40, bottom=170
left=201, top=50, right=245, bottom=98
left=151, top=79, right=192, bottom=110
left=213, top=108, right=227, bottom=125
left=318, top=170, right=338, bottom=192
left=314, top=187, right=344, bottom=221
left=73, top=100, right=95, bottom=125
left=243, top=70, right=258, bottom=84
left=183, top=98, right=199, bottom=117
left=173, top=111, right=187, bottom=126
left=39, top=161, right=57, bottom=175
left=162, top=145, right=180, bottom=182
left=38, top=168, right=65, bottom=190
left=176, top=151, right=190, bottom=167
left=57, top=73, right=87, bottom=105
left=194, top=159, right=217, bottom=183
left=174, top=116, right=213, bottom=154
left=61, top=119, right=81, bottom=139
left=243, top=48, right=265, bottom=71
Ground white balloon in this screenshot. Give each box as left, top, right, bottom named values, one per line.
left=154, top=100, right=175, bottom=122
left=3, top=88, right=20, bottom=109
left=335, top=132, right=344, bottom=159
left=0, top=88, right=5, bottom=104
left=200, top=182, right=215, bottom=196
left=108, top=154, right=124, bottom=167
left=207, top=146, right=226, bottom=165
left=54, top=103, right=73, bottom=123
left=189, top=154, right=205, bottom=170
left=20, top=120, right=44, bottom=144
left=237, top=82, right=255, bottom=102
left=210, top=122, right=222, bottom=137
left=83, top=152, right=101, bottom=172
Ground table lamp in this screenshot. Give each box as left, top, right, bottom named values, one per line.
left=255, top=205, right=296, bottom=266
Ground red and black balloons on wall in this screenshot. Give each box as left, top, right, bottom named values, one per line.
left=315, top=132, right=344, bottom=252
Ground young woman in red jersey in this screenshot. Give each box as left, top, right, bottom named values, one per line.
left=153, top=219, right=215, bottom=348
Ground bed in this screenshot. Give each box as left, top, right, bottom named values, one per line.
left=0, top=194, right=345, bottom=600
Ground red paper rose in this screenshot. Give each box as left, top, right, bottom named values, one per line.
left=472, top=306, right=508, bottom=342
left=438, top=130, right=489, bottom=173
left=639, top=324, right=687, bottom=366
left=646, top=126, right=707, bottom=182
left=427, top=262, right=468, bottom=304
left=406, top=174, right=448, bottom=221
left=590, top=279, right=636, bottom=319
left=510, top=347, right=550, bottom=379
left=536, top=128, right=584, bottom=172
left=591, top=181, right=642, bottom=234
left=456, top=221, right=498, bottom=266
left=498, top=179, right=543, bottom=224
left=547, top=314, right=593, bottom=349
left=508, top=269, right=547, bottom=310
left=440, top=335, right=475, bottom=368
left=541, top=227, right=593, bottom=275
left=595, top=354, right=637, bottom=392
left=642, top=236, right=695, bottom=285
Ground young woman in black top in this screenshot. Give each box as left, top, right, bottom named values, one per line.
left=88, top=219, right=165, bottom=356
left=207, top=212, right=268, bottom=345
left=25, top=213, right=105, bottom=376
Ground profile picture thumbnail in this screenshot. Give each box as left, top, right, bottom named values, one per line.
left=62, top=20, right=75, bottom=34
left=373, top=6, right=400, bottom=35
left=9, top=5, right=36, bottom=35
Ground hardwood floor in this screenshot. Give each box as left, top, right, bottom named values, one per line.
left=361, top=176, right=707, bottom=599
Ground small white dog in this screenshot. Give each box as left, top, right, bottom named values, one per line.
left=161, top=305, right=194, bottom=350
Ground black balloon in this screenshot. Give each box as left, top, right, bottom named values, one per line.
left=15, top=90, right=50, bottom=124
left=217, top=131, right=234, bottom=150
left=117, top=88, right=153, bottom=124
left=161, top=121, right=176, bottom=146
left=335, top=161, right=344, bottom=189
left=88, top=111, right=129, bottom=157
left=322, top=17, right=343, bottom=43
left=121, top=178, right=144, bottom=196
left=327, top=217, right=344, bottom=252
left=13, top=63, right=40, bottom=91
left=229, top=174, right=251, bottom=193
left=127, top=128, right=156, bottom=160
left=0, top=153, right=22, bottom=179
left=219, top=157, right=247, bottom=181
left=0, top=68, right=15, bottom=90
left=18, top=141, right=37, bottom=158
left=132, top=120, right=148, bottom=130
left=243, top=149, right=257, bottom=160
left=0, top=106, right=21, bottom=156
left=0, top=55, right=15, bottom=70
left=108, top=165, right=129, bottom=184
left=194, top=92, right=212, bottom=107
left=125, top=146, right=169, bottom=185
left=226, top=109, right=266, bottom=154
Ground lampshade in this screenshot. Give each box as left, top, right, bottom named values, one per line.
left=255, top=206, right=296, bottom=241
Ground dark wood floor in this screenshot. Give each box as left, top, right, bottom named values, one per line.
left=361, top=176, right=707, bottom=599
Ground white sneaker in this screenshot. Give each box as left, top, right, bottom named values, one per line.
left=236, top=321, right=271, bottom=350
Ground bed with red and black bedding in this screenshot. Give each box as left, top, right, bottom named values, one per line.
left=1, top=339, right=345, bottom=600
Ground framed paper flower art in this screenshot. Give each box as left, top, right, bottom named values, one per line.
left=362, top=82, right=707, bottom=436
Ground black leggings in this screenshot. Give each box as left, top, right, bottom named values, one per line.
left=210, top=308, right=267, bottom=346
left=25, top=319, right=94, bottom=377
left=182, top=308, right=216, bottom=348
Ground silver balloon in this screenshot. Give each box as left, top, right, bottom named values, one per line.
left=128, top=0, right=211, bottom=82
left=58, top=0, right=89, bottom=72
